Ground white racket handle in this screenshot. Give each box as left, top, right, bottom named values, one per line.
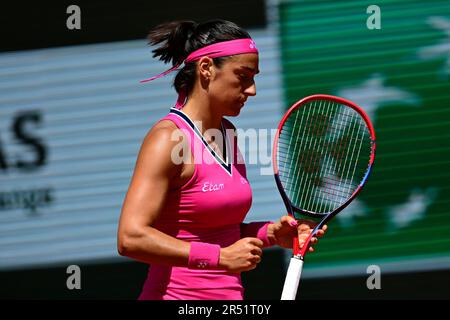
left=281, top=257, right=304, bottom=300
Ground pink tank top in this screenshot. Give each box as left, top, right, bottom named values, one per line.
left=138, top=108, right=253, bottom=300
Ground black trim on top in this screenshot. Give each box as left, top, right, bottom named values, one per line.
left=169, top=108, right=232, bottom=175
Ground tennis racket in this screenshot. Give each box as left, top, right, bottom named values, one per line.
left=273, top=94, right=376, bottom=300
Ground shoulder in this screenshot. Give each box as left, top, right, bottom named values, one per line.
left=136, top=119, right=186, bottom=178
left=150, top=118, right=179, bottom=134
left=143, top=120, right=180, bottom=151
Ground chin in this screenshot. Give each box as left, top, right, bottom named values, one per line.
left=226, top=109, right=241, bottom=117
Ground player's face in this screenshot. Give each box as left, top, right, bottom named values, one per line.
left=209, top=53, right=259, bottom=116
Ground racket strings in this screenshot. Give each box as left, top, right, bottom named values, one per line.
left=277, top=100, right=372, bottom=214
left=298, top=100, right=334, bottom=211
left=279, top=116, right=370, bottom=149
left=279, top=178, right=357, bottom=204
left=307, top=105, right=368, bottom=210
left=280, top=100, right=335, bottom=211
left=278, top=132, right=366, bottom=148
left=331, top=108, right=364, bottom=208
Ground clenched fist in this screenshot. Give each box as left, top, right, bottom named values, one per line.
left=219, top=237, right=263, bottom=273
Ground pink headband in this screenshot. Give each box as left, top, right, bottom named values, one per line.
left=140, top=38, right=258, bottom=84
left=140, top=38, right=258, bottom=109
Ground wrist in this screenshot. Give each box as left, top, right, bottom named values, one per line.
left=254, top=222, right=275, bottom=247
left=242, top=221, right=275, bottom=247
left=188, top=242, right=221, bottom=270
left=265, top=223, right=277, bottom=247
left=218, top=247, right=231, bottom=271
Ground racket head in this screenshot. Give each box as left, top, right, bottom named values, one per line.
left=273, top=94, right=376, bottom=222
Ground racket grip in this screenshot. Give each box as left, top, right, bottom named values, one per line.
left=281, top=257, right=304, bottom=300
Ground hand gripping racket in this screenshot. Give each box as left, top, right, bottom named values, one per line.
left=273, top=94, right=376, bottom=300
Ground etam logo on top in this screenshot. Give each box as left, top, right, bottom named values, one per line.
left=202, top=181, right=225, bottom=193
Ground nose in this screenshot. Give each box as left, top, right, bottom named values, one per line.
left=244, top=82, right=257, bottom=97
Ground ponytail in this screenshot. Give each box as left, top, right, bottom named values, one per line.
left=147, top=21, right=197, bottom=66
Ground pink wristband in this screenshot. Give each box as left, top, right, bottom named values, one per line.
left=241, top=221, right=275, bottom=247
left=188, top=242, right=221, bottom=269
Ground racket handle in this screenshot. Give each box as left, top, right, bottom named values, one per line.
left=281, top=256, right=304, bottom=300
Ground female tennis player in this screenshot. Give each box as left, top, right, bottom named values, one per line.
left=117, top=19, right=327, bottom=300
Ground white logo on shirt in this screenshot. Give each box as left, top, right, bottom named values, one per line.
left=202, top=181, right=225, bottom=192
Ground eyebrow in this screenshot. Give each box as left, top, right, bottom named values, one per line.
left=241, top=66, right=260, bottom=74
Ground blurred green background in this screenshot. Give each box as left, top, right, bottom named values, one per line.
left=280, top=0, right=450, bottom=273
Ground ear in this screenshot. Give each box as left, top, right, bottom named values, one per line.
left=198, top=56, right=214, bottom=80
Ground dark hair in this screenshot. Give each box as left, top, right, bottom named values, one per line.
left=147, top=19, right=251, bottom=96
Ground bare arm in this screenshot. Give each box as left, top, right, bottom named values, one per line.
left=117, top=122, right=190, bottom=267
left=117, top=121, right=264, bottom=272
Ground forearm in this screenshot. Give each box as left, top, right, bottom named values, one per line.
left=118, top=226, right=190, bottom=267
left=118, top=226, right=221, bottom=269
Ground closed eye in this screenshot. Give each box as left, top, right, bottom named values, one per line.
left=239, top=73, right=256, bottom=82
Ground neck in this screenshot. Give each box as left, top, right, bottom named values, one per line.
left=180, top=92, right=223, bottom=135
